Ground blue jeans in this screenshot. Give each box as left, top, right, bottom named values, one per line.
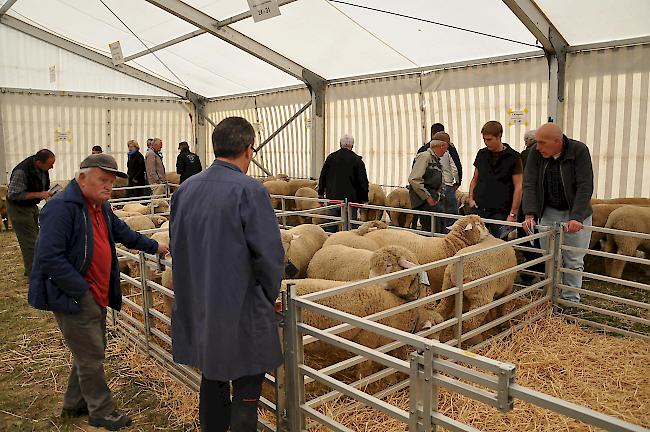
left=476, top=209, right=511, bottom=239
left=324, top=206, right=357, bottom=233
left=442, top=185, right=458, bottom=228
left=538, top=208, right=593, bottom=303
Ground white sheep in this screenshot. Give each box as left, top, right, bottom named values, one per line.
left=294, top=187, right=323, bottom=225
left=359, top=183, right=386, bottom=222
left=287, top=178, right=318, bottom=196
left=364, top=215, right=490, bottom=293
left=113, top=209, right=140, bottom=219
left=592, top=197, right=650, bottom=205
left=281, top=278, right=442, bottom=376
left=110, top=177, right=129, bottom=199
left=433, top=237, right=517, bottom=345
left=165, top=172, right=181, bottom=185
left=307, top=244, right=424, bottom=297
left=384, top=188, right=413, bottom=228
left=160, top=220, right=170, bottom=230
left=322, top=221, right=388, bottom=251
left=151, top=230, right=170, bottom=247
left=455, top=190, right=471, bottom=215
left=602, top=205, right=650, bottom=278
left=122, top=202, right=150, bottom=215
left=263, top=180, right=291, bottom=210
left=123, top=215, right=155, bottom=232
left=152, top=199, right=170, bottom=214
left=147, top=214, right=168, bottom=227
left=280, top=224, right=328, bottom=278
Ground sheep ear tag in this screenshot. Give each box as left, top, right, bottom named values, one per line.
left=464, top=222, right=474, bottom=231
left=419, top=271, right=430, bottom=286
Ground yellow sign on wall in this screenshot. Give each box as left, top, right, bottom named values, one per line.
left=507, top=108, right=529, bottom=127
left=54, top=129, right=72, bottom=143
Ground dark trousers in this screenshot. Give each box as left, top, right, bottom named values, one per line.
left=476, top=208, right=511, bottom=239
left=413, top=201, right=445, bottom=234
left=6, top=201, right=39, bottom=276
left=441, top=185, right=459, bottom=229
left=200, top=373, right=265, bottom=432
left=324, top=206, right=358, bottom=233
left=54, top=291, right=114, bottom=417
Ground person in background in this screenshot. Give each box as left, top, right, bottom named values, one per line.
left=91, top=146, right=103, bottom=155
left=433, top=131, right=460, bottom=230
left=126, top=140, right=149, bottom=197
left=468, top=121, right=522, bottom=238
left=146, top=138, right=153, bottom=150
left=408, top=139, right=447, bottom=233
left=521, top=130, right=537, bottom=169
left=28, top=154, right=168, bottom=431
left=6, top=149, right=56, bottom=276
left=176, top=141, right=202, bottom=183
left=145, top=138, right=166, bottom=195
left=523, top=123, right=593, bottom=306
left=413, top=123, right=463, bottom=229
left=171, top=117, right=284, bottom=432
left=317, top=134, right=369, bottom=232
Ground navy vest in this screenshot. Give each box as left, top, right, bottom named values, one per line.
left=9, top=155, right=50, bottom=207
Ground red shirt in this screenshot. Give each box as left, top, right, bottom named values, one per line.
left=83, top=200, right=112, bottom=307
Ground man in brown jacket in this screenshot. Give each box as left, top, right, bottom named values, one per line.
left=145, top=138, right=166, bottom=195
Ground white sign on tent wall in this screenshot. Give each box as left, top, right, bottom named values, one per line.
left=49, top=66, right=56, bottom=83
left=109, top=41, right=124, bottom=66
left=507, top=108, right=529, bottom=127
left=54, top=129, right=72, bottom=143
left=247, top=0, right=281, bottom=22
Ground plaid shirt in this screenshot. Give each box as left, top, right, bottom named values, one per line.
left=7, top=168, right=47, bottom=201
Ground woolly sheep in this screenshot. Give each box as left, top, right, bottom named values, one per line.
left=165, top=172, right=181, bottom=185
left=147, top=214, right=168, bottom=227
left=160, top=221, right=170, bottom=230
left=151, top=230, right=170, bottom=247
left=364, top=215, right=490, bottom=293
left=602, top=206, right=650, bottom=278
left=160, top=256, right=174, bottom=318
left=263, top=180, right=291, bottom=209
left=262, top=173, right=290, bottom=183
left=113, top=209, right=140, bottom=219
left=122, top=203, right=150, bottom=215
left=322, top=221, right=388, bottom=251
left=359, top=183, right=386, bottom=222
left=385, top=188, right=413, bottom=228
left=287, top=179, right=317, bottom=196
left=280, top=278, right=442, bottom=372
left=433, top=237, right=517, bottom=345
left=123, top=215, right=155, bottom=232
left=455, top=190, right=471, bottom=215
left=281, top=224, right=328, bottom=278
left=590, top=204, right=625, bottom=249
left=307, top=244, right=423, bottom=297
left=110, top=177, right=129, bottom=199
left=294, top=187, right=323, bottom=225
left=152, top=199, right=170, bottom=214
left=591, top=197, right=650, bottom=205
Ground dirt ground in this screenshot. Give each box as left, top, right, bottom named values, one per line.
left=0, top=231, right=198, bottom=431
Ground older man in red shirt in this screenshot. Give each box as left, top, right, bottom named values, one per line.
left=29, top=154, right=169, bottom=431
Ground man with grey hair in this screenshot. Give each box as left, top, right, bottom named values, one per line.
left=521, top=129, right=537, bottom=171
left=318, top=134, right=369, bottom=232
left=29, top=154, right=168, bottom=430
left=522, top=123, right=593, bottom=307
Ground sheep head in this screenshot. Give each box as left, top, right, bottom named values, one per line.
left=280, top=231, right=301, bottom=278
left=356, top=220, right=389, bottom=235
left=447, top=215, right=490, bottom=246
left=368, top=245, right=421, bottom=299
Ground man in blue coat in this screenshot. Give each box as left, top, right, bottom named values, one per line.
left=170, top=117, right=284, bottom=432
left=28, top=154, right=168, bottom=430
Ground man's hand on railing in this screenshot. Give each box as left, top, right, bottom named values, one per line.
left=564, top=219, right=583, bottom=233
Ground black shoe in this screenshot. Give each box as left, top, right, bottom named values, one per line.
left=89, top=410, right=132, bottom=431
left=61, top=404, right=89, bottom=418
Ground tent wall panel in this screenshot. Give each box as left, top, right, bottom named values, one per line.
left=1, top=91, right=191, bottom=182
left=205, top=88, right=311, bottom=179
left=326, top=75, right=422, bottom=189
left=564, top=44, right=650, bottom=199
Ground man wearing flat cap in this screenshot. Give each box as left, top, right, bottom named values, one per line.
left=28, top=153, right=169, bottom=431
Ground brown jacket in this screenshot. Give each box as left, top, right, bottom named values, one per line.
left=145, top=149, right=166, bottom=184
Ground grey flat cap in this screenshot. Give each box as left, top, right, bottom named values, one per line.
left=80, top=154, right=127, bottom=178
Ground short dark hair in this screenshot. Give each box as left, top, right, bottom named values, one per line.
left=178, top=141, right=189, bottom=151
left=481, top=121, right=503, bottom=137
left=430, top=123, right=445, bottom=138
left=91, top=145, right=102, bottom=153
left=35, top=149, right=55, bottom=163
left=212, top=117, right=255, bottom=158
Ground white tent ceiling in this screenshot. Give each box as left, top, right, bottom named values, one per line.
left=1, top=0, right=650, bottom=98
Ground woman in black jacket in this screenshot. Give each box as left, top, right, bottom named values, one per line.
left=126, top=140, right=150, bottom=197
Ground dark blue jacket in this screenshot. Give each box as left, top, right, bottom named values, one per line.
left=28, top=180, right=158, bottom=313
left=170, top=160, right=285, bottom=381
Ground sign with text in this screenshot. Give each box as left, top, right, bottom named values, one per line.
left=54, top=129, right=72, bottom=143
left=109, top=41, right=124, bottom=66
left=247, top=0, right=281, bottom=22
left=49, top=65, right=56, bottom=83
left=507, top=108, right=529, bottom=127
